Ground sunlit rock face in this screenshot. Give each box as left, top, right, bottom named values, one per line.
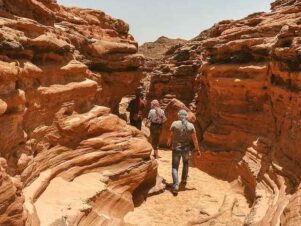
left=139, top=36, right=186, bottom=60
left=0, top=0, right=156, bottom=225
left=192, top=0, right=301, bottom=224
left=141, top=0, right=301, bottom=225
left=2, top=0, right=301, bottom=225
left=139, top=36, right=198, bottom=109
left=0, top=158, right=26, bottom=226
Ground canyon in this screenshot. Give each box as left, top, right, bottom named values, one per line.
left=1, top=0, right=301, bottom=226
left=0, top=0, right=155, bottom=225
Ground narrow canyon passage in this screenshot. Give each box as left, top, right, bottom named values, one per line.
left=124, top=150, right=250, bottom=226
left=1, top=0, right=301, bottom=225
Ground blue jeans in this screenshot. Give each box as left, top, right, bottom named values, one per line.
left=172, top=150, right=190, bottom=189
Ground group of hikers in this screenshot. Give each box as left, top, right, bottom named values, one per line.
left=127, top=88, right=201, bottom=195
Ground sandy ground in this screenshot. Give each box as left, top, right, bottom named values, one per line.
left=124, top=149, right=250, bottom=226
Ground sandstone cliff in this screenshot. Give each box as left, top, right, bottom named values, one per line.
left=141, top=40, right=200, bottom=110
left=2, top=0, right=301, bottom=225
left=142, top=0, right=301, bottom=225
left=0, top=158, right=25, bottom=226
left=0, top=0, right=156, bottom=225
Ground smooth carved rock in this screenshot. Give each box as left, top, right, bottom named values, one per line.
left=22, top=106, right=156, bottom=225
left=0, top=0, right=154, bottom=225
left=0, top=158, right=26, bottom=226
left=190, top=1, right=301, bottom=225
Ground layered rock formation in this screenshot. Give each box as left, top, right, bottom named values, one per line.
left=0, top=0, right=156, bottom=225
left=142, top=0, right=301, bottom=225
left=141, top=39, right=200, bottom=109
left=192, top=1, right=301, bottom=224
left=1, top=0, right=301, bottom=225
left=23, top=108, right=156, bottom=225
left=0, top=158, right=26, bottom=226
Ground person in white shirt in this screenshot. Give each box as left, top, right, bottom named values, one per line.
left=169, top=109, right=201, bottom=195
left=147, top=100, right=167, bottom=158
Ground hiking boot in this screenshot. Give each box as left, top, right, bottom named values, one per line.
left=172, top=186, right=179, bottom=195
left=180, top=181, right=187, bottom=187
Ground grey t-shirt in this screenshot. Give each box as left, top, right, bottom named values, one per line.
left=170, top=120, right=196, bottom=150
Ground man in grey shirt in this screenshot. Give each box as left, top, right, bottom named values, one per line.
left=169, top=109, right=201, bottom=195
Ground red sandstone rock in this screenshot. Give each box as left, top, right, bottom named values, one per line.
left=191, top=1, right=301, bottom=224
left=22, top=106, right=156, bottom=225
left=1, top=0, right=301, bottom=225
left=0, top=0, right=154, bottom=225
left=143, top=0, right=301, bottom=225
left=0, top=158, right=26, bottom=226
left=139, top=36, right=199, bottom=110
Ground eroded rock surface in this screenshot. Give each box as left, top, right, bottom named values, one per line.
left=144, top=45, right=200, bottom=109
left=22, top=106, right=156, bottom=225
left=0, top=158, right=26, bottom=226
left=192, top=1, right=301, bottom=224
left=0, top=0, right=155, bottom=225
left=142, top=0, right=301, bottom=225
left=2, top=0, right=301, bottom=225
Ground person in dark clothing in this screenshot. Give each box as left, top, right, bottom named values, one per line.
left=127, top=88, right=145, bottom=130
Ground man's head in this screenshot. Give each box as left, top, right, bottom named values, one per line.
left=151, top=99, right=160, bottom=109
left=135, top=87, right=144, bottom=98
left=178, top=109, right=188, bottom=120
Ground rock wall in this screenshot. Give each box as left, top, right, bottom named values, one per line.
left=0, top=0, right=156, bottom=225
left=140, top=37, right=199, bottom=109
left=141, top=0, right=301, bottom=225
left=1, top=0, right=301, bottom=225
left=192, top=0, right=301, bottom=225
left=0, top=158, right=26, bottom=226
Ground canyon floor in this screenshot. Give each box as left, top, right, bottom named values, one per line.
left=124, top=150, right=251, bottom=226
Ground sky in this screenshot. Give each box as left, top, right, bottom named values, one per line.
left=57, top=0, right=273, bottom=45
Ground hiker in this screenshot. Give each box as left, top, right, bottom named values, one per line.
left=127, top=88, right=145, bottom=130
left=147, top=100, right=167, bottom=159
left=169, top=109, right=201, bottom=195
